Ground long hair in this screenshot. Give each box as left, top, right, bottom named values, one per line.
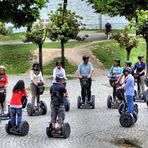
left=13, top=80, right=25, bottom=93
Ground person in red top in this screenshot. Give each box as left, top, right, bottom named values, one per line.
left=0, top=65, right=8, bottom=115
left=10, top=80, right=27, bottom=128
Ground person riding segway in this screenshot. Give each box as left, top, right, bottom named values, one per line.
left=27, top=62, right=47, bottom=116
left=133, top=55, right=146, bottom=101
left=5, top=80, right=29, bottom=136
left=52, top=60, right=70, bottom=111
left=46, top=76, right=71, bottom=138
left=117, top=67, right=138, bottom=127
left=0, top=65, right=10, bottom=120
left=77, top=55, right=95, bottom=109
left=107, top=59, right=123, bottom=108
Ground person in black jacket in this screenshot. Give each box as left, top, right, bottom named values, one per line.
left=50, top=76, right=68, bottom=130
left=105, top=22, right=112, bottom=39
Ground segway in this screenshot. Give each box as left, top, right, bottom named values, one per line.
left=0, top=86, right=10, bottom=120
left=119, top=112, right=138, bottom=127
left=107, top=77, right=123, bottom=109
left=46, top=122, right=71, bottom=138
left=27, top=83, right=47, bottom=116
left=77, top=77, right=95, bottom=109
left=118, top=93, right=138, bottom=115
left=134, top=73, right=145, bottom=101
left=5, top=120, right=29, bottom=136
left=64, top=96, right=70, bottom=112
left=5, top=96, right=29, bottom=136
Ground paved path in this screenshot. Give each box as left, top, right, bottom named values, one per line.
left=0, top=31, right=107, bottom=45
left=0, top=74, right=148, bottom=148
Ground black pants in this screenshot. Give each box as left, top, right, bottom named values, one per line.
left=80, top=78, right=92, bottom=101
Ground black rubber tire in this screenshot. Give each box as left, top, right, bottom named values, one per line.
left=119, top=113, right=133, bottom=127
left=134, top=90, right=137, bottom=102
left=107, top=95, right=112, bottom=108
left=19, top=121, right=29, bottom=136
left=62, top=123, right=71, bottom=138
left=77, top=96, right=81, bottom=109
left=65, top=99, right=70, bottom=112
left=91, top=95, right=95, bottom=109
left=133, top=112, right=138, bottom=123
left=5, top=121, right=11, bottom=134
left=134, top=104, right=139, bottom=114
left=40, top=101, right=47, bottom=115
left=143, top=90, right=148, bottom=102
left=118, top=103, right=127, bottom=115
left=46, top=123, right=52, bottom=138
left=27, top=103, right=34, bottom=116
left=146, top=98, right=148, bottom=106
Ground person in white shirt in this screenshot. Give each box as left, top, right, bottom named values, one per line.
left=30, top=62, right=44, bottom=107
left=53, top=60, right=67, bottom=82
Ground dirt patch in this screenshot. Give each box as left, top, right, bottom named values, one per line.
left=32, top=41, right=107, bottom=76
left=112, top=138, right=142, bottom=148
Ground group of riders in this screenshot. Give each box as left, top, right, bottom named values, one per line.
left=108, top=55, right=146, bottom=116
left=0, top=54, right=146, bottom=133
left=0, top=55, right=93, bottom=133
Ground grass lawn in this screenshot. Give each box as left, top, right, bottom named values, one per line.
left=43, top=57, right=77, bottom=76
left=0, top=32, right=26, bottom=41
left=0, top=41, right=80, bottom=74
left=91, top=39, right=146, bottom=69
left=0, top=44, right=36, bottom=74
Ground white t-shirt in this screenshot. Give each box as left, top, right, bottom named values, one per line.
left=30, top=70, right=44, bottom=83
left=53, top=67, right=66, bottom=80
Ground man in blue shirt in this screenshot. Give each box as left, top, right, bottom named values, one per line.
left=77, top=55, right=93, bottom=103
left=117, top=67, right=134, bottom=115
left=133, top=55, right=145, bottom=94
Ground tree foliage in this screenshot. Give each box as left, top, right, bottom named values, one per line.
left=129, top=10, right=148, bottom=74
left=0, top=0, right=46, bottom=28
left=0, top=22, right=11, bottom=35
left=114, top=28, right=138, bottom=60
left=83, top=0, right=148, bottom=20
left=47, top=4, right=82, bottom=43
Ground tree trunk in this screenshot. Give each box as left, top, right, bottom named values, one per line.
left=126, top=48, right=131, bottom=61
left=145, top=36, right=148, bottom=76
left=39, top=44, right=43, bottom=74
left=61, top=39, right=65, bottom=68
left=27, top=25, right=32, bottom=32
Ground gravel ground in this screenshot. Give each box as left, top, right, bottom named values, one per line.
left=0, top=74, right=148, bottom=148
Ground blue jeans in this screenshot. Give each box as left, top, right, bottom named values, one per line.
left=126, top=95, right=134, bottom=114
left=10, top=107, right=22, bottom=127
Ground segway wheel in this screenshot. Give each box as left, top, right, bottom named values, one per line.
left=143, top=90, right=148, bottom=102
left=91, top=95, right=95, bottom=109
left=107, top=95, right=112, bottom=108
left=118, top=103, right=127, bottom=115
left=146, top=98, right=148, bottom=106
left=65, top=99, right=70, bottom=112
left=5, top=121, right=11, bottom=134
left=19, top=121, right=29, bottom=136
left=119, top=113, right=133, bottom=127
left=27, top=103, right=34, bottom=116
left=133, top=112, right=138, bottom=123
left=134, top=104, right=138, bottom=114
left=134, top=90, right=137, bottom=102
left=40, top=101, right=47, bottom=115
left=77, top=96, right=81, bottom=109
left=46, top=123, right=52, bottom=138
left=62, top=123, right=71, bottom=138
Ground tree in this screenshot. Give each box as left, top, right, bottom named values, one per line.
left=25, top=21, right=47, bottom=73
left=0, top=22, right=11, bottom=35
left=114, top=28, right=138, bottom=60
left=129, top=10, right=148, bottom=74
left=83, top=0, right=148, bottom=20
left=47, top=1, right=82, bottom=68
left=0, top=0, right=46, bottom=29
